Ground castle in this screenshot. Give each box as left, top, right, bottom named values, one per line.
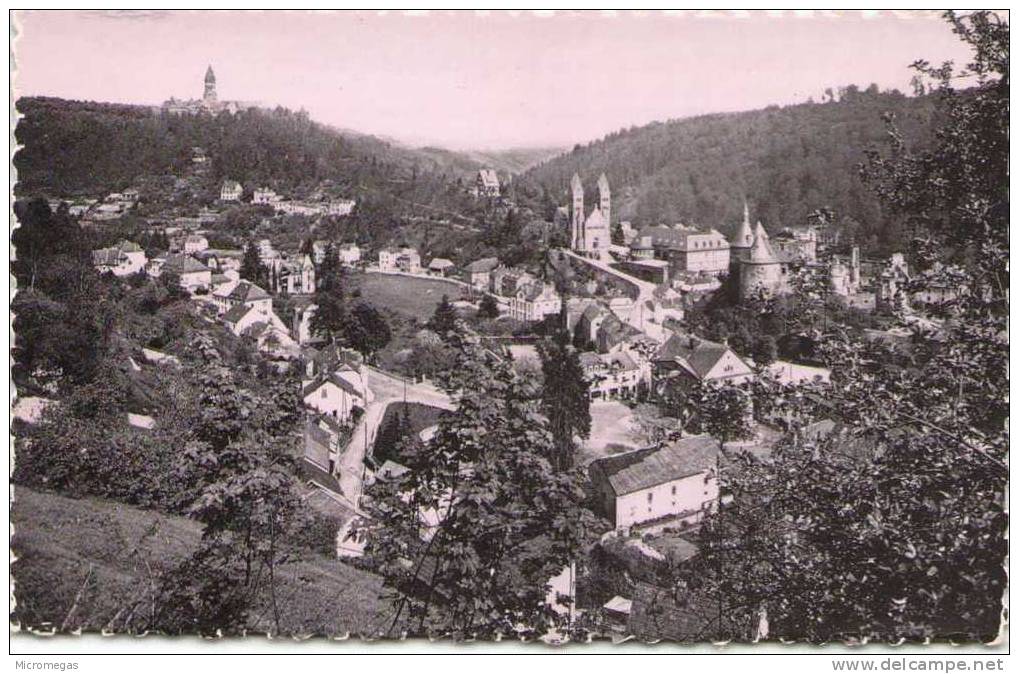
left=162, top=66, right=247, bottom=116
left=566, top=173, right=611, bottom=259
left=733, top=204, right=861, bottom=301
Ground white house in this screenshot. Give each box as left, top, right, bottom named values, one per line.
left=302, top=364, right=373, bottom=424
left=256, top=239, right=280, bottom=262
left=580, top=351, right=643, bottom=400
left=473, top=169, right=500, bottom=198
left=508, top=282, right=561, bottom=322
left=269, top=255, right=316, bottom=295
left=222, top=301, right=288, bottom=338
left=155, top=254, right=213, bottom=291
left=220, top=180, right=243, bottom=202
left=378, top=246, right=421, bottom=273
left=588, top=435, right=720, bottom=530
left=462, top=257, right=501, bottom=290
left=427, top=258, right=456, bottom=277
left=326, top=199, right=356, bottom=216
left=184, top=234, right=209, bottom=254
left=213, top=280, right=273, bottom=315
left=253, top=187, right=281, bottom=205
left=653, top=333, right=755, bottom=389
left=92, top=240, right=147, bottom=276
left=338, top=243, right=362, bottom=265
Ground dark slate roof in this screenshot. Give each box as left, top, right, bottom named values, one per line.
left=222, top=303, right=252, bottom=324
left=654, top=333, right=733, bottom=380
left=302, top=372, right=363, bottom=399
left=590, top=435, right=719, bottom=496
left=163, top=254, right=210, bottom=275
left=597, top=314, right=642, bottom=351
left=228, top=280, right=270, bottom=302
left=630, top=225, right=728, bottom=252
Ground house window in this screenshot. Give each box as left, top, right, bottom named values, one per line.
left=321, top=389, right=327, bottom=399
left=647, top=492, right=653, bottom=503
left=671, top=485, right=677, bottom=496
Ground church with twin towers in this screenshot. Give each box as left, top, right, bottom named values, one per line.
left=569, top=172, right=612, bottom=259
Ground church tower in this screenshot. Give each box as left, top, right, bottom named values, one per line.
left=570, top=173, right=584, bottom=251
left=204, top=65, right=217, bottom=103
left=597, top=173, right=611, bottom=228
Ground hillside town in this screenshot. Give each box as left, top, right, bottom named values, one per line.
left=10, top=9, right=1007, bottom=653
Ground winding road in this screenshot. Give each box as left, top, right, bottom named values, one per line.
left=337, top=367, right=454, bottom=509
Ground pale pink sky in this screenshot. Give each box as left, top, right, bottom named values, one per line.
left=13, top=10, right=975, bottom=150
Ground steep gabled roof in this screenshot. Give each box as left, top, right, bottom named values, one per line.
left=222, top=303, right=254, bottom=324
left=591, top=435, right=719, bottom=496
left=163, top=254, right=211, bottom=275
left=302, top=372, right=364, bottom=399
left=655, top=333, right=734, bottom=380
left=228, top=280, right=271, bottom=302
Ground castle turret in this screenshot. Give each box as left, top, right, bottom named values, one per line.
left=730, top=200, right=755, bottom=262
left=204, top=65, right=217, bottom=103
left=740, top=225, right=782, bottom=300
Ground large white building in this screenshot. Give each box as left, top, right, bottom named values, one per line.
left=92, top=240, right=147, bottom=276
left=629, top=224, right=730, bottom=275
left=220, top=180, right=243, bottom=202
left=588, top=435, right=721, bottom=530
left=508, top=282, right=561, bottom=322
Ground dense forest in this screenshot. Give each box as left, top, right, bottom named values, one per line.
left=520, top=86, right=942, bottom=256
left=13, top=97, right=486, bottom=205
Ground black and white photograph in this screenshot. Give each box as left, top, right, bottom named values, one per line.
left=7, top=8, right=1009, bottom=658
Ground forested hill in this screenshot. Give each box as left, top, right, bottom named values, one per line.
left=521, top=88, right=941, bottom=255
left=13, top=97, right=484, bottom=201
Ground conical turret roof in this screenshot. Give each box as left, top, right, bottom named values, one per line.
left=747, top=228, right=778, bottom=264
left=732, top=200, right=754, bottom=248
left=754, top=220, right=769, bottom=241
left=205, top=65, right=216, bottom=83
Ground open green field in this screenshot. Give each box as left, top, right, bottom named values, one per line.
left=354, top=272, right=466, bottom=322
left=11, top=486, right=393, bottom=636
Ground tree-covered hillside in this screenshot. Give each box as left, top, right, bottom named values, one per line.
left=521, top=88, right=941, bottom=256
left=13, top=97, right=483, bottom=204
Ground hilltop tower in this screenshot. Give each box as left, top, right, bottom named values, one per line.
left=204, top=65, right=217, bottom=104
left=597, top=173, right=611, bottom=229
left=570, top=173, right=584, bottom=250
left=730, top=200, right=755, bottom=263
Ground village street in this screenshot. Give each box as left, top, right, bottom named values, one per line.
left=337, top=366, right=454, bottom=508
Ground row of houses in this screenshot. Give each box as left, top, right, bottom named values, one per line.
left=221, top=180, right=356, bottom=217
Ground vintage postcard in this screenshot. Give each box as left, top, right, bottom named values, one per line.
left=8, top=8, right=1008, bottom=658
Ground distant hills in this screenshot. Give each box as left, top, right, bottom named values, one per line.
left=14, top=90, right=944, bottom=257
left=461, top=147, right=567, bottom=175
left=520, top=88, right=941, bottom=256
